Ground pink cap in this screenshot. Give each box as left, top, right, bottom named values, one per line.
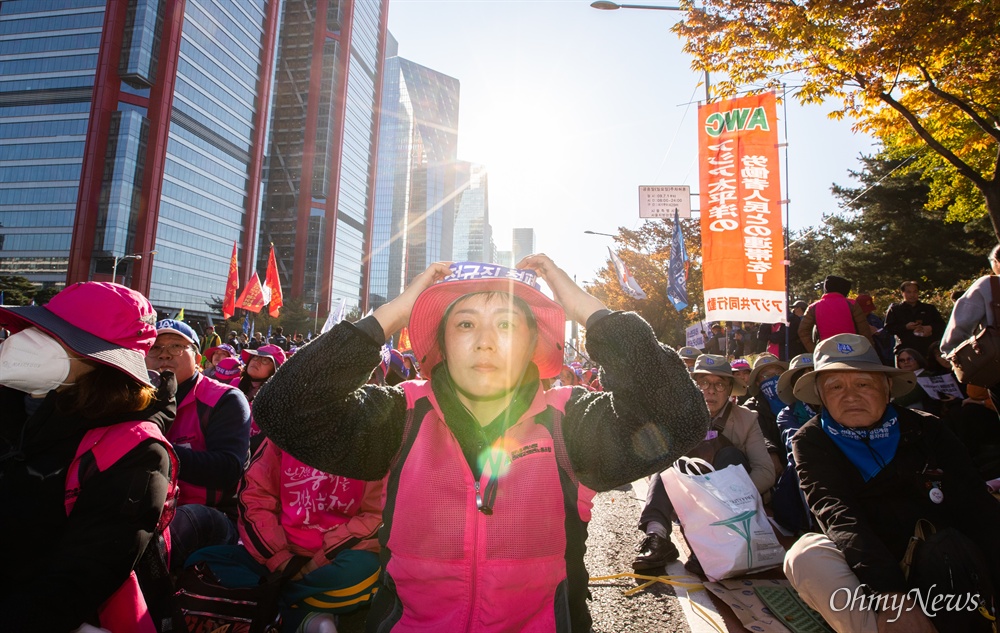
left=213, top=357, right=243, bottom=380
left=0, top=282, right=157, bottom=385
left=241, top=344, right=287, bottom=369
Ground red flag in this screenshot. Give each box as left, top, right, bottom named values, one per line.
left=398, top=326, right=412, bottom=352
left=264, top=244, right=283, bottom=317
left=222, top=241, right=239, bottom=319
left=237, top=271, right=266, bottom=313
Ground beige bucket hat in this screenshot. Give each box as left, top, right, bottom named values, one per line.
left=792, top=334, right=916, bottom=406
left=777, top=353, right=815, bottom=405
left=747, top=354, right=788, bottom=396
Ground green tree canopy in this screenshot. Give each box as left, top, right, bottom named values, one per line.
left=675, top=0, right=1000, bottom=237
left=0, top=276, right=38, bottom=306
left=788, top=153, right=994, bottom=307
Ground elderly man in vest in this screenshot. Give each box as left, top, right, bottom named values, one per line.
left=784, top=334, right=1000, bottom=633
left=633, top=354, right=776, bottom=572
left=146, top=319, right=251, bottom=569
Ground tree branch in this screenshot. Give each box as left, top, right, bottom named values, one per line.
left=917, top=65, right=1000, bottom=143
left=878, top=90, right=987, bottom=189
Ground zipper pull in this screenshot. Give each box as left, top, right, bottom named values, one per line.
left=475, top=480, right=492, bottom=515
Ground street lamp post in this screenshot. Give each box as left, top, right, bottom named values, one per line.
left=590, top=1, right=711, bottom=103
left=112, top=250, right=158, bottom=284
left=583, top=230, right=617, bottom=238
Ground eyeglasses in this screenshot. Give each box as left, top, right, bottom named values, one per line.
left=695, top=379, right=730, bottom=393
left=149, top=343, right=193, bottom=357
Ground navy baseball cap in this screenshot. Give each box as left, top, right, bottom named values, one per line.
left=156, top=319, right=200, bottom=351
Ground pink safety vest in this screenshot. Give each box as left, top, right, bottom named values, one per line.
left=377, top=380, right=596, bottom=633
left=166, top=373, right=238, bottom=506
left=65, top=420, right=178, bottom=633
left=813, top=293, right=857, bottom=340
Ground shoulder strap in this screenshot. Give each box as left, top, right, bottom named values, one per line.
left=989, top=276, right=1000, bottom=326
left=712, top=402, right=733, bottom=433
left=549, top=408, right=579, bottom=488
left=389, top=395, right=433, bottom=472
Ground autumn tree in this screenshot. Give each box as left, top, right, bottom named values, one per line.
left=674, top=0, right=1000, bottom=238
left=585, top=220, right=703, bottom=347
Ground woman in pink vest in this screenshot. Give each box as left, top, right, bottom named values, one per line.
left=253, top=255, right=711, bottom=632
left=0, top=282, right=176, bottom=632
left=797, top=275, right=874, bottom=352
left=187, top=438, right=384, bottom=633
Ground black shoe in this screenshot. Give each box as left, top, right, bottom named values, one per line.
left=683, top=553, right=705, bottom=576
left=632, top=534, right=680, bottom=571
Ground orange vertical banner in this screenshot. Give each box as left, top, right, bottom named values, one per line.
left=698, top=92, right=786, bottom=324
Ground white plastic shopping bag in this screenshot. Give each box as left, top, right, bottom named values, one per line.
left=662, top=457, right=785, bottom=581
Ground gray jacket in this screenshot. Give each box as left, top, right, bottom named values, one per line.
left=941, top=274, right=996, bottom=355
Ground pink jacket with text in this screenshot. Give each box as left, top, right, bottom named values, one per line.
left=237, top=439, right=383, bottom=572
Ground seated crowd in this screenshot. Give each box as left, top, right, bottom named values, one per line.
left=1, top=260, right=998, bottom=633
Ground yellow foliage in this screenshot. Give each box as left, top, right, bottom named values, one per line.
left=673, top=0, right=1000, bottom=234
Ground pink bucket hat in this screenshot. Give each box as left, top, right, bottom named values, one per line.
left=241, top=344, right=286, bottom=369
left=408, top=262, right=566, bottom=379
left=204, top=343, right=238, bottom=360
left=0, top=282, right=157, bottom=385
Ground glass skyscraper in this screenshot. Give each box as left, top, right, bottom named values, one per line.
left=258, top=0, right=389, bottom=317
left=0, top=0, right=281, bottom=315
left=512, top=227, right=536, bottom=265
left=369, top=55, right=460, bottom=309
left=453, top=162, right=494, bottom=263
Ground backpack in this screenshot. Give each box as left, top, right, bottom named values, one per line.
left=172, top=556, right=309, bottom=633
left=901, top=520, right=998, bottom=633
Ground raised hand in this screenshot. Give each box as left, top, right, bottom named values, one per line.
left=516, top=254, right=607, bottom=325
left=374, top=261, right=453, bottom=337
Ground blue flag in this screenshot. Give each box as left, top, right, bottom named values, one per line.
left=667, top=210, right=689, bottom=311
left=242, top=311, right=250, bottom=336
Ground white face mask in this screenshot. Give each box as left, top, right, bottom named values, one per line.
left=0, top=327, right=73, bottom=396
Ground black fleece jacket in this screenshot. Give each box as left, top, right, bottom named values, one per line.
left=793, top=407, right=1000, bottom=593
left=253, top=310, right=710, bottom=493
left=0, top=377, right=176, bottom=632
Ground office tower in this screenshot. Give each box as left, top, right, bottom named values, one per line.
left=495, top=250, right=513, bottom=268
left=369, top=54, right=460, bottom=309
left=453, top=162, right=492, bottom=262
left=258, top=0, right=390, bottom=316
left=0, top=0, right=282, bottom=315
left=512, top=227, right=536, bottom=264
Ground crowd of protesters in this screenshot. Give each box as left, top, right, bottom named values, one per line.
left=1, top=254, right=999, bottom=633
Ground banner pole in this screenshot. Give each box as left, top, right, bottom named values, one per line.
left=782, top=84, right=792, bottom=360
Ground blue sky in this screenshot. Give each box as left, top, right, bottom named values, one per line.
left=386, top=0, right=876, bottom=284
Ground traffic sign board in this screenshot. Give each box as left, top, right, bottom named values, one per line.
left=639, top=185, right=691, bottom=219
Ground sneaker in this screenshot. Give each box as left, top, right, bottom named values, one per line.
left=299, top=613, right=338, bottom=633
left=632, top=534, right=680, bottom=571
